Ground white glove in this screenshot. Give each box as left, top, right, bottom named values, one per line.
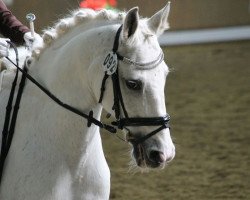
left=24, top=32, right=43, bottom=51
left=0, top=38, right=10, bottom=58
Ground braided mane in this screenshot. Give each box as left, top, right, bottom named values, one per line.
left=32, top=9, right=126, bottom=58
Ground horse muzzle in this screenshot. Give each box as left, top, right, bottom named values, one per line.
left=128, top=133, right=175, bottom=169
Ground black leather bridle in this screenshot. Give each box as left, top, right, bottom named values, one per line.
left=0, top=25, right=170, bottom=183
left=98, top=25, right=170, bottom=145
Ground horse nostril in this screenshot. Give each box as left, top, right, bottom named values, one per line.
left=149, top=150, right=166, bottom=164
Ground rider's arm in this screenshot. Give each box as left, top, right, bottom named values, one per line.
left=0, top=0, right=29, bottom=45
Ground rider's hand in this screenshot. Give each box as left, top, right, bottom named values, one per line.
left=23, top=32, right=43, bottom=50
left=0, top=38, right=10, bottom=58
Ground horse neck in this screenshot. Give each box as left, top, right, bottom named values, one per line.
left=19, top=23, right=119, bottom=167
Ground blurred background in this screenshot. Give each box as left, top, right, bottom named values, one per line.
left=3, top=0, right=250, bottom=199
left=3, top=0, right=250, bottom=31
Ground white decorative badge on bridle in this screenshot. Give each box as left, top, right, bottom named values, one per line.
left=103, top=51, right=118, bottom=75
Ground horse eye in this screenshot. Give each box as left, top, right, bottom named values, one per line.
left=125, top=80, right=142, bottom=91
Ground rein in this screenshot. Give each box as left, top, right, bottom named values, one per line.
left=0, top=42, right=27, bottom=182
left=0, top=25, right=170, bottom=183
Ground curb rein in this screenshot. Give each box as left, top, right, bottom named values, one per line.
left=0, top=25, right=170, bottom=183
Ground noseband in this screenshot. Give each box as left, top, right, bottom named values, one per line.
left=98, top=25, right=171, bottom=145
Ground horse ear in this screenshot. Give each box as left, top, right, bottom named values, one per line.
left=122, top=7, right=139, bottom=41
left=147, top=2, right=171, bottom=36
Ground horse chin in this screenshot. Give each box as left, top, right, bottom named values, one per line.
left=131, top=143, right=166, bottom=171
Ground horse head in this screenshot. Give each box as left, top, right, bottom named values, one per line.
left=101, top=3, right=175, bottom=170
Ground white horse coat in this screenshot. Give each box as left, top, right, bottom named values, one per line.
left=0, top=3, right=175, bottom=200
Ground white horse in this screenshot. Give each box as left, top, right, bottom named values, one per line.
left=0, top=3, right=175, bottom=200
